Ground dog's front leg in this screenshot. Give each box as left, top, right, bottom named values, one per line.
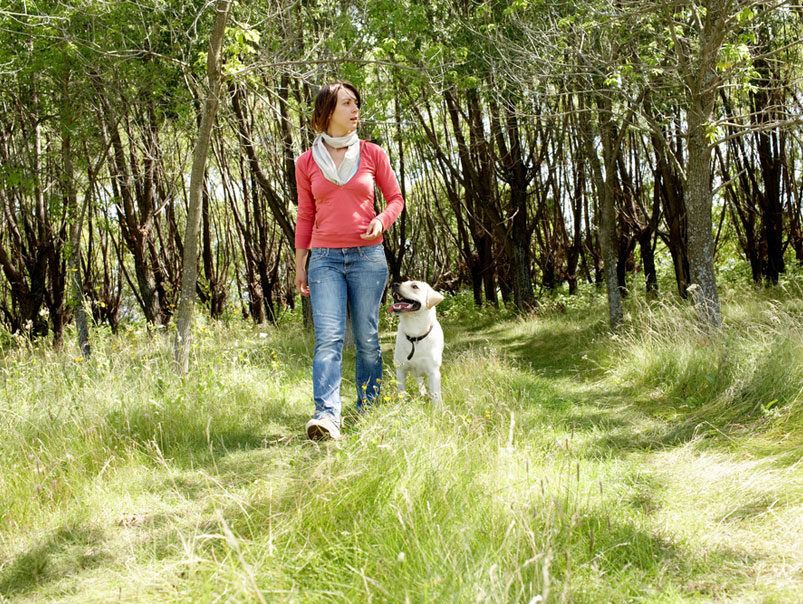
left=396, top=366, right=407, bottom=396
left=415, top=376, right=427, bottom=396
left=427, top=370, right=442, bottom=405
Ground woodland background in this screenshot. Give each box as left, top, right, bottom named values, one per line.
left=1, top=0, right=802, bottom=347
left=2, top=3, right=803, bottom=602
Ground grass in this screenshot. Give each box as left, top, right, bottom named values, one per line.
left=0, top=282, right=801, bottom=603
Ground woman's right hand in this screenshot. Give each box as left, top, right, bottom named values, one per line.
left=295, top=268, right=310, bottom=297
left=295, top=248, right=310, bottom=297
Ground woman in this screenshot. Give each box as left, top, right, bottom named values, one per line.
left=294, top=81, right=405, bottom=440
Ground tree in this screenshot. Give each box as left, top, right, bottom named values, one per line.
left=670, top=1, right=730, bottom=326
left=174, top=0, right=232, bottom=374
left=2, top=0, right=803, bottom=338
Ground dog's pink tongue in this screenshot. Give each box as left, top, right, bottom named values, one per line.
left=389, top=301, right=414, bottom=313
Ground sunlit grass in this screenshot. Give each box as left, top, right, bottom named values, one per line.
left=1, top=282, right=801, bottom=602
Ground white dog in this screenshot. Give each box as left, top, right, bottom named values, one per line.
left=388, top=281, right=445, bottom=404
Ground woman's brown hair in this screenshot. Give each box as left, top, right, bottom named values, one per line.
left=310, top=81, right=361, bottom=133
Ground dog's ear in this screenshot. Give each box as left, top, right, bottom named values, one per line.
left=426, top=288, right=444, bottom=308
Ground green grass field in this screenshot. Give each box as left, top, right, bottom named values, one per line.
left=1, top=283, right=801, bottom=603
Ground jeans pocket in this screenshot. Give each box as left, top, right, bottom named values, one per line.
left=309, top=248, right=329, bottom=263
left=362, top=243, right=386, bottom=263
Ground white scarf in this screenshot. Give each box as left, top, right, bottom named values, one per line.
left=312, top=131, right=361, bottom=185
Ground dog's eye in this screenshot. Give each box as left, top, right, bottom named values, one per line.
left=411, top=284, right=418, bottom=289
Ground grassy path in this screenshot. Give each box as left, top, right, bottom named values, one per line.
left=1, top=291, right=801, bottom=602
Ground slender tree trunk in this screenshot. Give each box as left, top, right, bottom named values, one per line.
left=68, top=195, right=91, bottom=359
left=387, top=93, right=408, bottom=284
left=567, top=150, right=585, bottom=295
left=645, top=96, right=690, bottom=298
left=102, top=109, right=163, bottom=324
left=639, top=230, right=658, bottom=297
left=63, top=70, right=91, bottom=357
left=756, top=128, right=785, bottom=283
left=580, top=93, right=622, bottom=328
left=30, top=88, right=57, bottom=340
left=174, top=0, right=232, bottom=374
left=599, top=133, right=623, bottom=328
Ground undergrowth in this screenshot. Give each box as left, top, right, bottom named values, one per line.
left=0, top=281, right=800, bottom=603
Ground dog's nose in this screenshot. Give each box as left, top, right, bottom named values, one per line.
left=391, top=282, right=400, bottom=290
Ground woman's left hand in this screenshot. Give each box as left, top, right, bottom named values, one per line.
left=360, top=218, right=383, bottom=240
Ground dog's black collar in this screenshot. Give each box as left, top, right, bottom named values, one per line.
left=405, top=323, right=434, bottom=361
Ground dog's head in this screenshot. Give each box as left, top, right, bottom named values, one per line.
left=389, top=281, right=444, bottom=314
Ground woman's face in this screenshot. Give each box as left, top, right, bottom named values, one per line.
left=326, top=87, right=359, bottom=137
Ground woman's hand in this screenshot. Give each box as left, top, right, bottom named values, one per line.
left=295, top=248, right=310, bottom=296
left=360, top=218, right=383, bottom=240
left=295, top=268, right=309, bottom=297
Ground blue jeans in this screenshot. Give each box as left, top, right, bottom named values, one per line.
left=308, top=244, right=388, bottom=425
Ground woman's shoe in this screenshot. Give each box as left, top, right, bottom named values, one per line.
left=305, top=416, right=341, bottom=440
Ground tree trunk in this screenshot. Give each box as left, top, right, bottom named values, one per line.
left=756, top=127, right=785, bottom=283
left=644, top=95, right=690, bottom=298
left=499, top=104, right=536, bottom=309
left=638, top=229, right=658, bottom=297
left=386, top=93, right=408, bottom=284
left=63, top=71, right=91, bottom=357
left=599, top=139, right=623, bottom=328
left=567, top=157, right=585, bottom=295
left=678, top=1, right=727, bottom=328
left=686, top=105, right=721, bottom=326
left=580, top=93, right=622, bottom=328
left=101, top=108, right=164, bottom=325
left=174, top=0, right=232, bottom=374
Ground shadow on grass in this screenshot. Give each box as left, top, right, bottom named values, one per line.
left=569, top=512, right=759, bottom=601
left=451, top=313, right=801, bottom=464
left=0, top=524, right=110, bottom=598
left=486, top=315, right=610, bottom=376
left=7, top=415, right=321, bottom=593
left=512, top=371, right=721, bottom=457
left=104, top=388, right=310, bottom=467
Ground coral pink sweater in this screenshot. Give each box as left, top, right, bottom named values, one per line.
left=294, top=141, right=405, bottom=249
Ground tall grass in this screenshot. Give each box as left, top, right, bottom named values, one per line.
left=607, top=281, right=803, bottom=452
left=0, top=283, right=801, bottom=602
